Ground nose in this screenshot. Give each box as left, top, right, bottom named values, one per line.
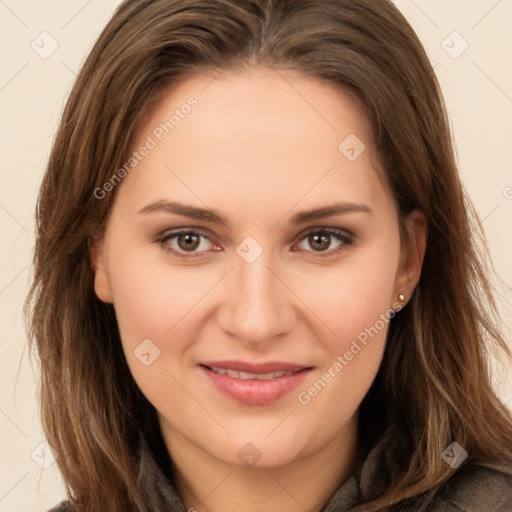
left=216, top=250, right=295, bottom=348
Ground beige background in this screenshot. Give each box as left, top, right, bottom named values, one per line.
left=0, top=0, right=511, bottom=510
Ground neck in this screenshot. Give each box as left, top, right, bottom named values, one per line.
left=161, top=414, right=360, bottom=512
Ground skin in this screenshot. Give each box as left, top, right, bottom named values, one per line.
left=92, top=68, right=426, bottom=512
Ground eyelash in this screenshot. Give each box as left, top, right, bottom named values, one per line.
left=153, top=227, right=355, bottom=260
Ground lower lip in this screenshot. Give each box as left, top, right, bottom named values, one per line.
left=200, top=365, right=312, bottom=405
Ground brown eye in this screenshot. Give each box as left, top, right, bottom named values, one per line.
left=177, top=233, right=201, bottom=251
left=295, top=228, right=354, bottom=256
left=308, top=233, right=332, bottom=252
left=156, top=229, right=217, bottom=258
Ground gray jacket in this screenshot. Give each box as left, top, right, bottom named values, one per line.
left=48, top=421, right=512, bottom=512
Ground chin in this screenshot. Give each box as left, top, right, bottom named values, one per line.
left=209, top=427, right=317, bottom=469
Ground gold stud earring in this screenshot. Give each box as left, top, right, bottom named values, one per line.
left=398, top=293, right=406, bottom=302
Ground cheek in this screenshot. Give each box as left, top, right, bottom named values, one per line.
left=105, top=247, right=210, bottom=406
left=298, top=249, right=399, bottom=352
left=294, top=298, right=392, bottom=445
left=291, top=244, right=399, bottom=416
left=104, top=232, right=195, bottom=345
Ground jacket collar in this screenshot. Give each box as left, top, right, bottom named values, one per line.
left=136, top=419, right=411, bottom=512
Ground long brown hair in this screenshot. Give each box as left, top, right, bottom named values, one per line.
left=25, top=0, right=512, bottom=510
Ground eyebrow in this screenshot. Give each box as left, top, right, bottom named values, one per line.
left=137, top=200, right=373, bottom=226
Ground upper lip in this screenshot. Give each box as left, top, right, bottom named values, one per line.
left=200, top=360, right=311, bottom=374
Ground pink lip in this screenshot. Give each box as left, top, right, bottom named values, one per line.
left=199, top=360, right=312, bottom=405
left=200, top=360, right=309, bottom=374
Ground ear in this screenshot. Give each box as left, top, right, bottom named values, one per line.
left=393, top=210, right=427, bottom=304
left=90, top=236, right=113, bottom=304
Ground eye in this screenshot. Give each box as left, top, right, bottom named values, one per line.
left=154, top=229, right=219, bottom=258
left=154, top=227, right=354, bottom=260
left=294, top=228, right=354, bottom=256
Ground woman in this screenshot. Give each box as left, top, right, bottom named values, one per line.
left=26, top=0, right=512, bottom=511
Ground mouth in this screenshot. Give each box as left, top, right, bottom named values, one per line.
left=205, top=366, right=297, bottom=380
left=198, top=361, right=313, bottom=405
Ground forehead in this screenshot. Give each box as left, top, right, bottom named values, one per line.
left=118, top=68, right=389, bottom=216
left=136, top=67, right=373, bottom=152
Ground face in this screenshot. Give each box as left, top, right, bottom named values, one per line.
left=92, top=68, right=425, bottom=469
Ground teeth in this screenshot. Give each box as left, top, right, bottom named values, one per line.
left=238, top=371, right=257, bottom=379
left=255, top=372, right=277, bottom=380
left=208, top=367, right=294, bottom=379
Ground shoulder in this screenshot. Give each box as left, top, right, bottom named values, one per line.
left=428, top=463, right=512, bottom=512
left=46, top=501, right=70, bottom=512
